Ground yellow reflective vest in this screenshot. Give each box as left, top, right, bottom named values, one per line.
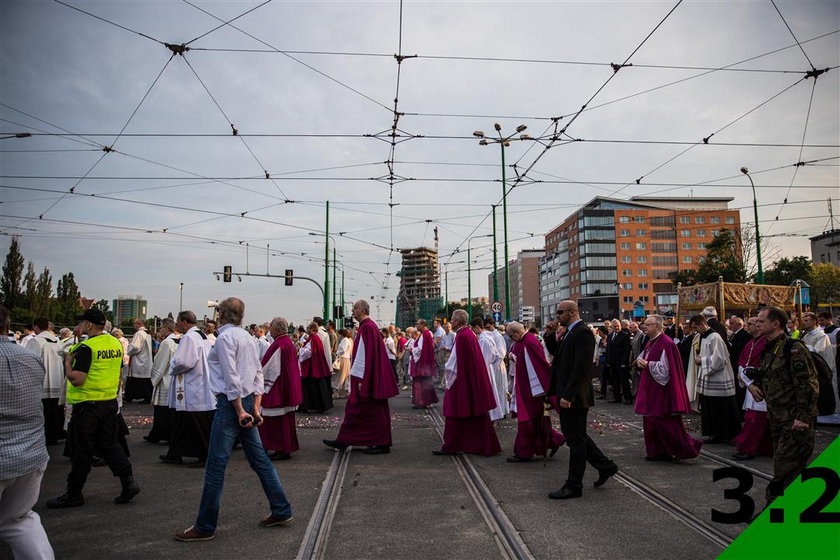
left=66, top=334, right=122, bottom=404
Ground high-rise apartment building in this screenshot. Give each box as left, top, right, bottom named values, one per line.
left=395, top=247, right=442, bottom=328
left=488, top=249, right=544, bottom=323
left=539, top=196, right=740, bottom=324
left=112, top=295, right=148, bottom=326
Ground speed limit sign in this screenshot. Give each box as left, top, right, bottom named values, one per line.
left=491, top=301, right=503, bottom=314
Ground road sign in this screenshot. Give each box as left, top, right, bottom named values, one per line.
left=491, top=301, right=503, bottom=314
left=492, top=311, right=503, bottom=323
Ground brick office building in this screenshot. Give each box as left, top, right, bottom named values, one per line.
left=539, top=196, right=740, bottom=324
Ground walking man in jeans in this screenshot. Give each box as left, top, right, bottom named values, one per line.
left=176, top=297, right=292, bottom=541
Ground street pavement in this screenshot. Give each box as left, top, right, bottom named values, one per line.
left=14, top=389, right=839, bottom=560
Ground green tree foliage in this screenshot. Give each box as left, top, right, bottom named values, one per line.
left=91, top=299, right=114, bottom=322
left=0, top=237, right=25, bottom=310
left=694, top=229, right=747, bottom=283
left=762, top=256, right=813, bottom=286
left=33, top=267, right=53, bottom=318
left=55, top=273, right=82, bottom=325
left=809, top=263, right=840, bottom=307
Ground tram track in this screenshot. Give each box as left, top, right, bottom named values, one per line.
left=295, top=446, right=352, bottom=560
left=427, top=407, right=536, bottom=560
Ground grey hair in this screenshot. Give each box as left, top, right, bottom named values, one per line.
left=111, top=328, right=123, bottom=337
left=218, top=297, right=245, bottom=326
left=59, top=327, right=72, bottom=338
left=505, top=321, right=525, bottom=336
left=451, top=309, right=468, bottom=324
left=160, top=317, right=176, bottom=331
left=355, top=299, right=370, bottom=315
left=702, top=306, right=718, bottom=318
left=177, top=310, right=197, bottom=325
left=646, top=314, right=664, bottom=328
left=270, top=317, right=288, bottom=334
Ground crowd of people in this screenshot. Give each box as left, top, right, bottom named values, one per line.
left=1, top=297, right=835, bottom=555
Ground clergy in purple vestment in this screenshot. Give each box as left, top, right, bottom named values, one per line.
left=506, top=323, right=565, bottom=462
left=259, top=318, right=303, bottom=460
left=634, top=315, right=702, bottom=461
left=411, top=319, right=439, bottom=409
left=432, top=310, right=501, bottom=457
left=324, top=300, right=399, bottom=455
left=298, top=322, right=333, bottom=413
left=731, top=316, right=772, bottom=460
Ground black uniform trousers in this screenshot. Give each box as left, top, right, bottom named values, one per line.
left=66, top=399, right=132, bottom=495
left=558, top=406, right=616, bottom=489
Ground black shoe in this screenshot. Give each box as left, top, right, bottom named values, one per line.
left=594, top=465, right=619, bottom=488
left=47, top=493, right=84, bottom=509
left=362, top=445, right=390, bottom=455
left=159, top=454, right=183, bottom=465
left=645, top=454, right=671, bottom=462
left=268, top=451, right=292, bottom=461
left=549, top=486, right=582, bottom=500
left=732, top=452, right=755, bottom=461
left=623, top=399, right=633, bottom=405
left=143, top=436, right=159, bottom=443
left=114, top=476, right=140, bottom=504
left=432, top=449, right=455, bottom=455
left=506, top=455, right=532, bottom=463
left=412, top=405, right=426, bottom=410
left=323, top=439, right=347, bottom=451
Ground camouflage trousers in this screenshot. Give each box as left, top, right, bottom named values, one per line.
left=766, top=412, right=816, bottom=501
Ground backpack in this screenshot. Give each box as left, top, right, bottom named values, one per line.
left=783, top=338, right=836, bottom=416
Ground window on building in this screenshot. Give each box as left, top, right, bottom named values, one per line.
left=697, top=243, right=707, bottom=250
left=650, top=216, right=675, bottom=227
left=622, top=283, right=633, bottom=290
left=711, top=229, right=720, bottom=237
left=636, top=242, right=647, bottom=250
left=682, top=242, right=691, bottom=250
left=620, top=229, right=630, bottom=236
left=621, top=242, right=630, bottom=250
left=680, top=216, right=690, bottom=224
left=619, top=216, right=630, bottom=223
left=697, top=229, right=706, bottom=237
left=637, top=255, right=647, bottom=263
left=638, top=269, right=648, bottom=277
left=637, top=229, right=646, bottom=236
left=725, top=216, right=735, bottom=225
left=622, top=269, right=632, bottom=277
left=711, top=216, right=720, bottom=224
left=638, top=283, right=649, bottom=290
left=640, top=295, right=650, bottom=303
left=653, top=256, right=678, bottom=266
left=623, top=296, right=633, bottom=303
left=681, top=229, right=691, bottom=237
left=622, top=256, right=631, bottom=263
left=635, top=216, right=645, bottom=224
left=695, top=216, right=705, bottom=224
left=683, top=256, right=692, bottom=264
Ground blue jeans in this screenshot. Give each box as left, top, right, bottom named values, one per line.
left=194, top=395, right=292, bottom=534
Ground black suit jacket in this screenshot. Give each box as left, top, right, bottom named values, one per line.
left=547, top=323, right=596, bottom=408
left=729, top=328, right=752, bottom=372
left=605, top=330, right=631, bottom=371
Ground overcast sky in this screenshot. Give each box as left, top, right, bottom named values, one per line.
left=1, top=0, right=838, bottom=326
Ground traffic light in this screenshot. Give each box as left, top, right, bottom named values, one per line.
left=223, top=265, right=232, bottom=283
left=285, top=269, right=293, bottom=286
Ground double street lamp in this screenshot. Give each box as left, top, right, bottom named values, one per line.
left=740, top=167, right=764, bottom=284
left=467, top=234, right=494, bottom=320
left=473, top=124, right=532, bottom=321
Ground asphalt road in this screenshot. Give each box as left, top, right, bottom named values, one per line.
left=10, top=390, right=839, bottom=560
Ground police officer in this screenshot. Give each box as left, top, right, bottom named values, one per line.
left=47, top=309, right=140, bottom=508
left=750, top=305, right=819, bottom=502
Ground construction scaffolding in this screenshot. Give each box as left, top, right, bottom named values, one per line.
left=395, top=246, right=442, bottom=329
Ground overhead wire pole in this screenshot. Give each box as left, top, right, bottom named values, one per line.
left=325, top=201, right=331, bottom=322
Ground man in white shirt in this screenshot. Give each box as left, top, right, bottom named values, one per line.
left=145, top=318, right=178, bottom=445
left=125, top=318, right=153, bottom=403
left=176, top=298, right=293, bottom=542
left=25, top=317, right=66, bottom=445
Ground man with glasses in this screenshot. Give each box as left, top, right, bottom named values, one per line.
left=545, top=301, right=618, bottom=499
left=634, top=315, right=702, bottom=461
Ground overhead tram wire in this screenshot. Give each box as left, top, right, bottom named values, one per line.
left=182, top=0, right=393, bottom=113
left=183, top=0, right=273, bottom=46
left=179, top=54, right=290, bottom=200
left=771, top=0, right=818, bottom=71
left=0, top=104, right=103, bottom=149
left=604, top=74, right=812, bottom=198
left=446, top=0, right=686, bottom=261
left=53, top=0, right=166, bottom=46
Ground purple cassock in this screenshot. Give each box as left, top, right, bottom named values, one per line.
left=299, top=333, right=333, bottom=413
left=440, top=327, right=501, bottom=456
left=259, top=335, right=303, bottom=455
left=510, top=332, right=564, bottom=459
left=411, top=329, right=439, bottom=407
left=732, top=337, right=772, bottom=457
left=335, top=317, right=399, bottom=447
left=634, top=332, right=702, bottom=460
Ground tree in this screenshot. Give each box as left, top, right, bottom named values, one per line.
left=809, top=263, right=840, bottom=308
left=32, top=266, right=53, bottom=318
left=0, top=237, right=25, bottom=310
left=694, top=229, right=747, bottom=284
left=763, top=256, right=813, bottom=286
left=55, top=273, right=82, bottom=325
left=91, top=299, right=114, bottom=322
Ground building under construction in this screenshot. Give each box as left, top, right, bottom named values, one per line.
left=395, top=245, right=442, bottom=329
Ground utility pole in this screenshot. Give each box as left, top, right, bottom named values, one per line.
left=324, top=201, right=330, bottom=320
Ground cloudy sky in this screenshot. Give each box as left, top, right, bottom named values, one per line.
left=1, top=0, right=838, bottom=326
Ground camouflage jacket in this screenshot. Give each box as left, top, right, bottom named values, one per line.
left=756, top=333, right=818, bottom=424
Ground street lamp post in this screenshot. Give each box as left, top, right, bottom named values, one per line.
left=740, top=168, right=764, bottom=284
left=179, top=282, right=183, bottom=311
left=491, top=205, right=499, bottom=304
left=474, top=124, right=531, bottom=321
left=467, top=235, right=493, bottom=320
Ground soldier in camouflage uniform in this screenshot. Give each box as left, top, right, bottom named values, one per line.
left=751, top=306, right=819, bottom=501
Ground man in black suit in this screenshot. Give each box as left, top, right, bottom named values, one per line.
left=727, top=315, right=752, bottom=417
left=605, top=319, right=632, bottom=403
left=545, top=300, right=618, bottom=500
